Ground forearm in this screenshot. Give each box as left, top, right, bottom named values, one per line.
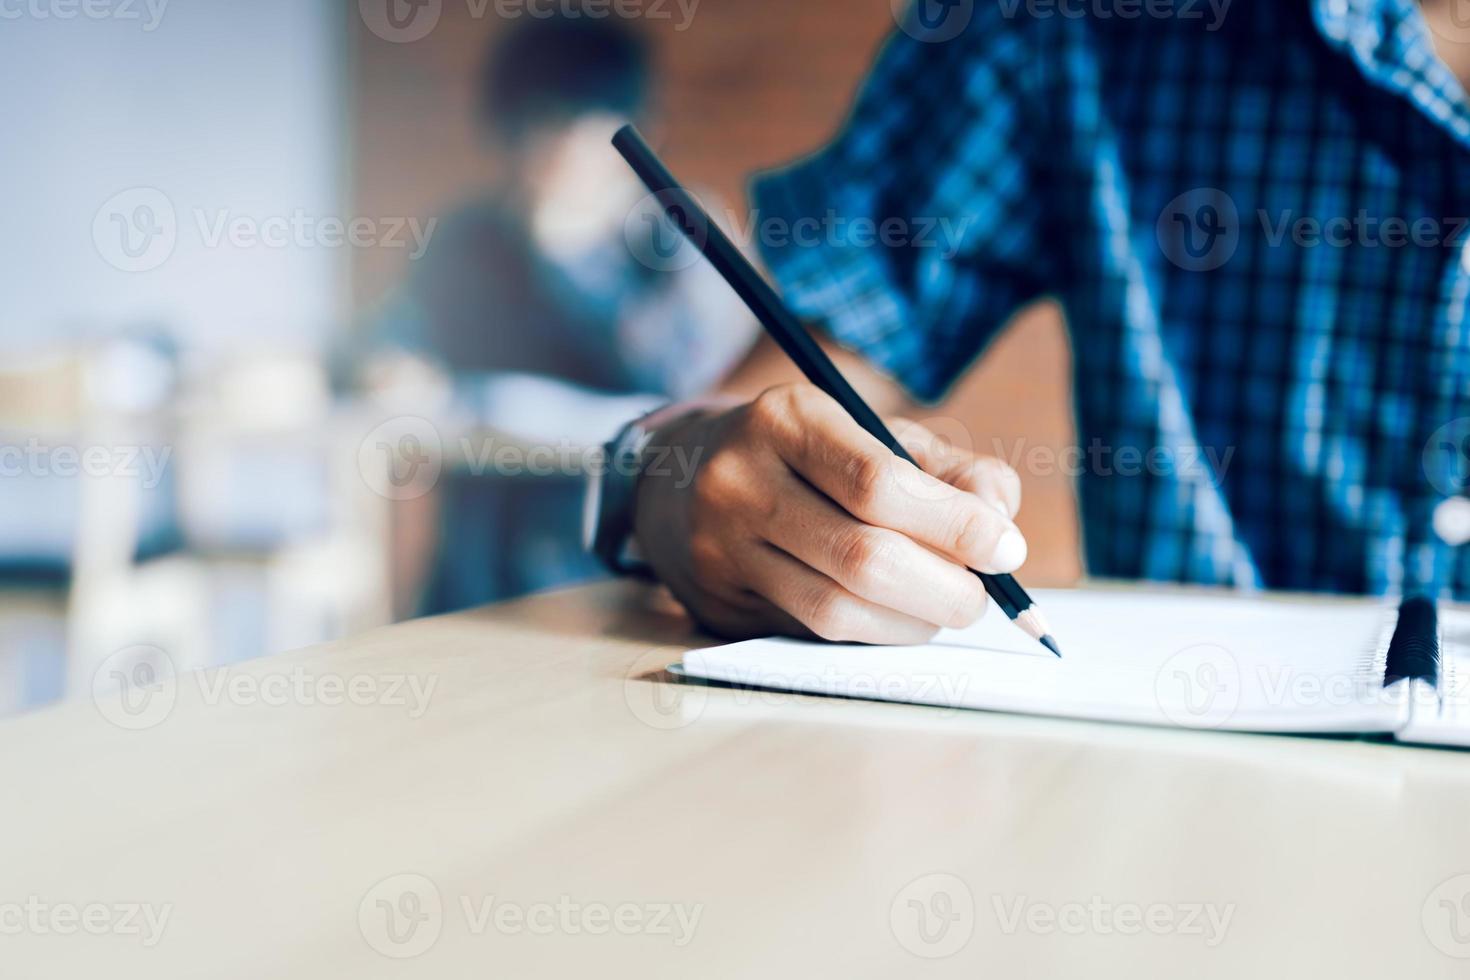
left=472, top=372, right=666, bottom=448
left=714, top=332, right=915, bottom=418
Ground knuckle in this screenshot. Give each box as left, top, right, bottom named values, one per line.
left=692, top=451, right=740, bottom=509
left=831, top=527, right=888, bottom=589
left=686, top=532, right=725, bottom=580
left=750, top=385, right=800, bottom=428
left=843, top=453, right=890, bottom=515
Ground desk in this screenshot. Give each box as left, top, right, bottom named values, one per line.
left=3, top=582, right=1469, bottom=977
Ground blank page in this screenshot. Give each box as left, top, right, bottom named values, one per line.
left=682, top=590, right=1409, bottom=734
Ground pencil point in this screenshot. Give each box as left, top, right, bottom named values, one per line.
left=1041, top=635, right=1062, bottom=658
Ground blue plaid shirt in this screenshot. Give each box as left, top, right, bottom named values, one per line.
left=752, top=0, right=1470, bottom=600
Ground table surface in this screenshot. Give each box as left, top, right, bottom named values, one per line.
left=4, top=581, right=1470, bottom=978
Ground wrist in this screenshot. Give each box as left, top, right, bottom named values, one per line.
left=584, top=397, right=737, bottom=577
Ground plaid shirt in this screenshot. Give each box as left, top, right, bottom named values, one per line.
left=752, top=0, right=1470, bottom=600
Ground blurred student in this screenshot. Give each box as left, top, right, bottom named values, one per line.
left=356, top=14, right=751, bottom=611
left=585, top=0, right=1470, bottom=643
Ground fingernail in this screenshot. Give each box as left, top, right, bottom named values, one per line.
left=986, top=525, right=1028, bottom=573
left=985, top=498, right=1014, bottom=521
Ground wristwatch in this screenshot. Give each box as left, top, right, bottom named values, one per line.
left=583, top=403, right=684, bottom=576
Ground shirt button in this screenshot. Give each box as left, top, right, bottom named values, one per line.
left=1435, top=497, right=1470, bottom=546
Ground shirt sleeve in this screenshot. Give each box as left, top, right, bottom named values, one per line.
left=750, top=6, right=1054, bottom=403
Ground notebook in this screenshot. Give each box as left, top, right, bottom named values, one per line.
left=678, top=590, right=1470, bottom=748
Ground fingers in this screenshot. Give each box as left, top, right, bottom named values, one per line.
left=734, top=541, right=943, bottom=646
left=647, top=385, right=1031, bottom=648
left=893, top=419, right=1023, bottom=520
left=753, top=471, right=989, bottom=629
left=749, top=387, right=1028, bottom=574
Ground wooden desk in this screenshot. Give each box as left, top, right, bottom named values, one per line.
left=4, top=582, right=1469, bottom=977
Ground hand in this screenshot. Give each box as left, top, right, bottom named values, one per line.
left=633, top=384, right=1028, bottom=644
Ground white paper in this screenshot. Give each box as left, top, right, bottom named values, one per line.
left=682, top=590, right=1416, bottom=735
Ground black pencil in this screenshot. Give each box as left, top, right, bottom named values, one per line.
left=612, top=125, right=1061, bottom=657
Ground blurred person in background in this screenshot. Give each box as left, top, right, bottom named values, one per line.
left=347, top=12, right=753, bottom=613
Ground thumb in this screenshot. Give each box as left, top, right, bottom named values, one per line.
left=890, top=418, right=1023, bottom=520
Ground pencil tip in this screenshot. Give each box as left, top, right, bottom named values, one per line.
left=1041, top=635, right=1062, bottom=658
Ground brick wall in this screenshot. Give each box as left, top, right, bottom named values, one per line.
left=349, top=0, right=1083, bottom=584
